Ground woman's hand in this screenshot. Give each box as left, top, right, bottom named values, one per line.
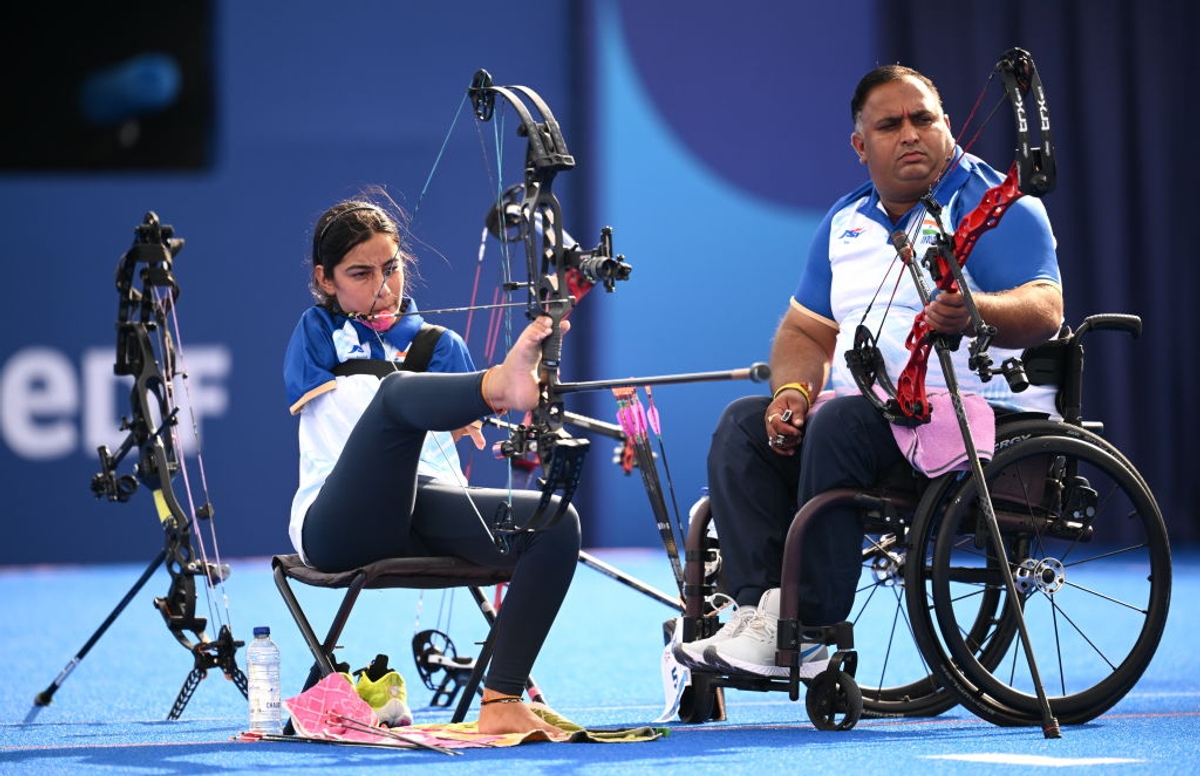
left=452, top=421, right=486, bottom=450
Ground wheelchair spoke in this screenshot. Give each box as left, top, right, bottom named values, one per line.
left=1043, top=592, right=1121, bottom=673
left=1062, top=542, right=1150, bottom=567
left=854, top=530, right=955, bottom=717
left=1062, top=579, right=1150, bottom=615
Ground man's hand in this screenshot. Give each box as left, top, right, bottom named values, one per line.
left=924, top=289, right=972, bottom=334
left=765, top=392, right=809, bottom=456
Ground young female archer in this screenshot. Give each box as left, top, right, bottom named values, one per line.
left=283, top=190, right=580, bottom=738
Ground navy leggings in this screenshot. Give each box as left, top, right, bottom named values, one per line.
left=706, top=394, right=905, bottom=625
left=302, top=370, right=581, bottom=696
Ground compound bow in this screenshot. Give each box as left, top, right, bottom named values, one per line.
left=465, top=69, right=766, bottom=551
left=843, top=48, right=1063, bottom=737
left=28, top=212, right=246, bottom=722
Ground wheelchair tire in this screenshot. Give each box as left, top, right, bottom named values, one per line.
left=806, top=668, right=863, bottom=730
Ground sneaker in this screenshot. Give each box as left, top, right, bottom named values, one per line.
left=703, top=588, right=830, bottom=679
left=354, top=670, right=413, bottom=727
left=672, top=603, right=757, bottom=670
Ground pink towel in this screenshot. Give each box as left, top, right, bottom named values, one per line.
left=888, top=391, right=995, bottom=477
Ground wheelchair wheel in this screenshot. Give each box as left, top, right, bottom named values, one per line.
left=912, top=431, right=1171, bottom=726
left=850, top=526, right=964, bottom=718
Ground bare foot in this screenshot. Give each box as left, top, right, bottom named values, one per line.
left=477, top=695, right=567, bottom=740
left=483, top=316, right=568, bottom=412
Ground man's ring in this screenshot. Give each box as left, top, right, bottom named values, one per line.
left=769, top=434, right=786, bottom=447
left=767, top=413, right=779, bottom=425
left=780, top=409, right=794, bottom=423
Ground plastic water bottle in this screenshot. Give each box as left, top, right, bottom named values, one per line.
left=246, top=626, right=283, bottom=734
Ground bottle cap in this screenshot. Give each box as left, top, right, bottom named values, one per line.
left=253, top=626, right=270, bottom=636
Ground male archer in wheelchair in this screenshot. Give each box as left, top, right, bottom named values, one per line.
left=675, top=63, right=1064, bottom=678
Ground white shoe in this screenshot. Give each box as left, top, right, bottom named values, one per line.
left=672, top=603, right=757, bottom=670
left=704, top=589, right=829, bottom=679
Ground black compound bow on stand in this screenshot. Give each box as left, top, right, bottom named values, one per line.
left=26, top=212, right=247, bottom=723
left=844, top=48, right=1062, bottom=738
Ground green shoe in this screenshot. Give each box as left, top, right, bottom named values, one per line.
left=355, top=670, right=413, bottom=727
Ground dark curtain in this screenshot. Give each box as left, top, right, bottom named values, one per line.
left=878, top=0, right=1198, bottom=544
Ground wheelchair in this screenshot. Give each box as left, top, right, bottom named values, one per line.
left=675, top=314, right=1171, bottom=732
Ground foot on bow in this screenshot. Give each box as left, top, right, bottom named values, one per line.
left=483, top=316, right=568, bottom=413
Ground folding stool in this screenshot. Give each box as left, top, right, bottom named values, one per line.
left=271, top=553, right=513, bottom=723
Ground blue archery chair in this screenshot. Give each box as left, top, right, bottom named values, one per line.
left=271, top=553, right=513, bottom=724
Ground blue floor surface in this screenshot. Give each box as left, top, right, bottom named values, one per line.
left=1, top=548, right=1197, bottom=775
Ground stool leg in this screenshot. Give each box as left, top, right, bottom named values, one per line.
left=274, top=563, right=366, bottom=677
left=452, top=624, right=496, bottom=723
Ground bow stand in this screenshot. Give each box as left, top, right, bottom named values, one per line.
left=27, top=212, right=246, bottom=723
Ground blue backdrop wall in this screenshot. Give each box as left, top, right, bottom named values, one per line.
left=0, top=0, right=589, bottom=564
left=3, top=1, right=1191, bottom=566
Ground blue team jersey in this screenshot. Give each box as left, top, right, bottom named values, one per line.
left=282, top=300, right=477, bottom=563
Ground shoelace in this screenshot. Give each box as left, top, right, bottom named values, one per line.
left=738, top=608, right=777, bottom=642
left=724, top=606, right=759, bottom=638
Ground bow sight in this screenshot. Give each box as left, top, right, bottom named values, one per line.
left=486, top=182, right=632, bottom=295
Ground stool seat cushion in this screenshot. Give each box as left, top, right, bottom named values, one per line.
left=272, top=553, right=513, bottom=590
